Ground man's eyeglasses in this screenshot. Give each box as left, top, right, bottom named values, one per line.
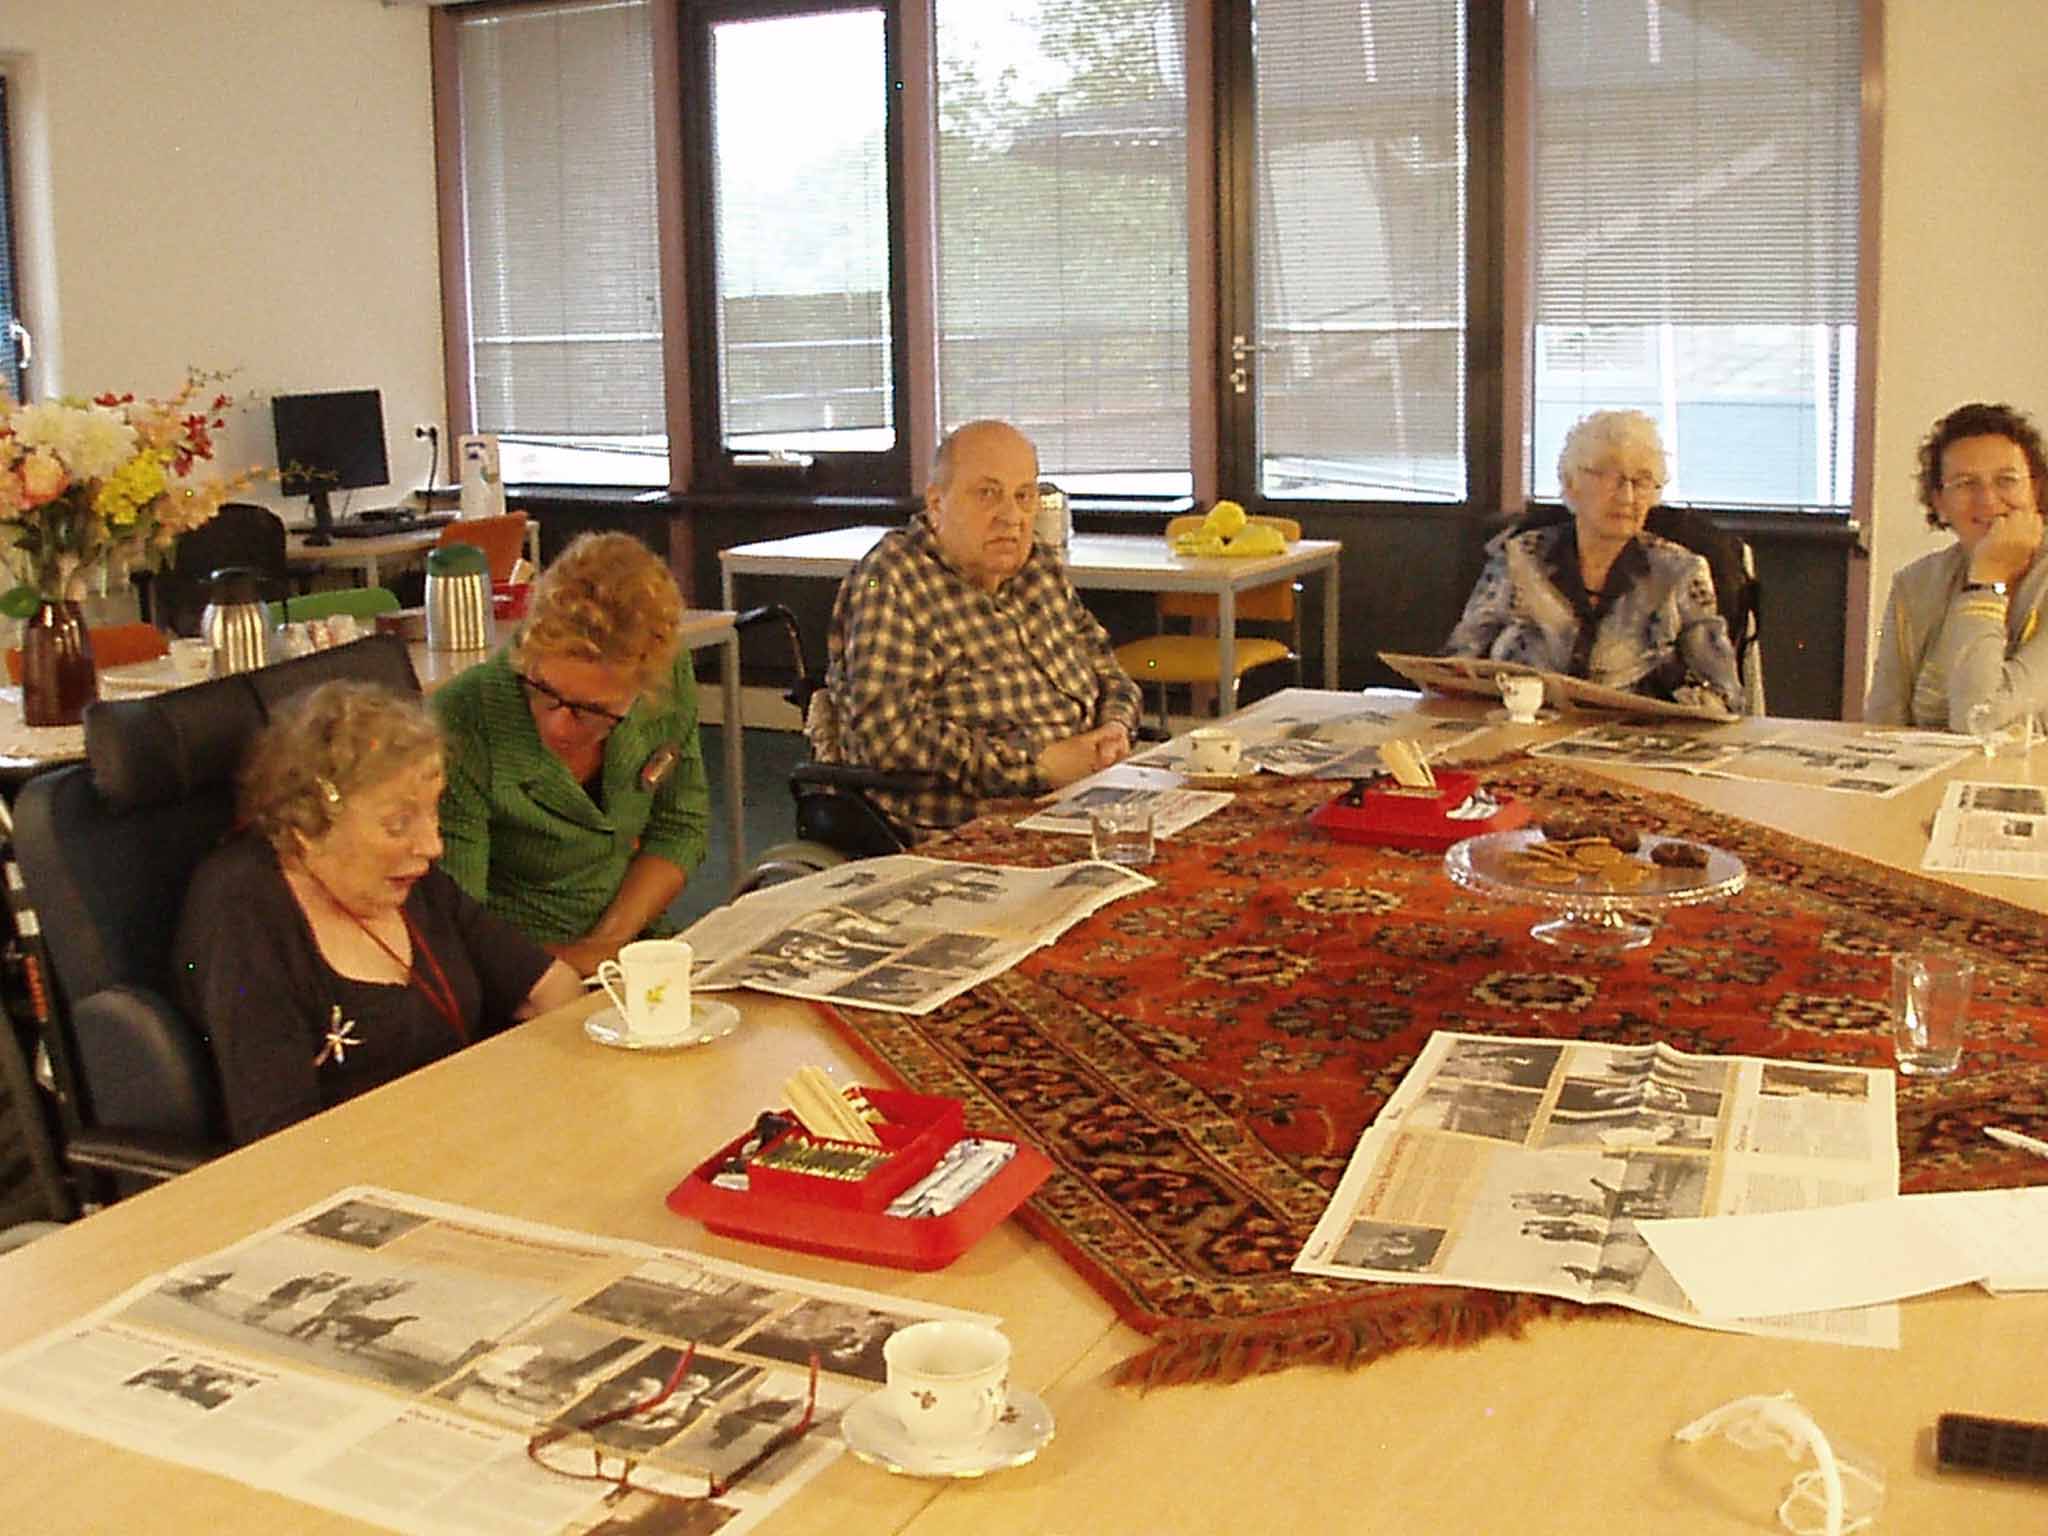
left=519, top=672, right=632, bottom=730
left=1941, top=470, right=2032, bottom=503
left=1580, top=465, right=1664, bottom=499
left=525, top=1342, right=821, bottom=1502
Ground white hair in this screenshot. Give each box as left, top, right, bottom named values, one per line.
left=1558, top=409, right=1668, bottom=487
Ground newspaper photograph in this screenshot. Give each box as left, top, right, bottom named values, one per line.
left=1533, top=722, right=1971, bottom=797
left=1015, top=777, right=1234, bottom=838
left=1294, top=1032, right=1902, bottom=1347
left=1130, top=687, right=1490, bottom=779
left=1921, top=779, right=2048, bottom=877
left=0, top=1187, right=999, bottom=1536
left=683, top=853, right=1152, bottom=1014
left=1377, top=651, right=1737, bottom=722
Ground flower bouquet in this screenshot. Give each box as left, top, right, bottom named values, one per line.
left=0, top=372, right=250, bottom=722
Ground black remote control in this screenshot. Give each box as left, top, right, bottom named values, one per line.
left=1936, top=1413, right=2048, bottom=1482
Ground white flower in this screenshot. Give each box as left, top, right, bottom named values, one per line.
left=10, top=400, right=139, bottom=481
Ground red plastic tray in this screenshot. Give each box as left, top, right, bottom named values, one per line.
left=666, top=1090, right=1051, bottom=1270
left=1308, top=770, right=1531, bottom=852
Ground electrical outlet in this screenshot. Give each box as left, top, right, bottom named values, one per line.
left=413, top=422, right=438, bottom=439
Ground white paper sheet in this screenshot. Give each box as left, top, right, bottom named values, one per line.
left=1639, top=1186, right=2048, bottom=1316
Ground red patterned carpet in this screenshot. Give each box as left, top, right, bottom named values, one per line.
left=816, top=758, right=2048, bottom=1386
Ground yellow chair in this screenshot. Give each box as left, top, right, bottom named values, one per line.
left=1114, top=514, right=1303, bottom=732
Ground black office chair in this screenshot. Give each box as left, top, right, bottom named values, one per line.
left=10, top=634, right=421, bottom=1196
left=1516, top=503, right=1764, bottom=712
left=140, top=501, right=292, bottom=636
left=729, top=605, right=944, bottom=893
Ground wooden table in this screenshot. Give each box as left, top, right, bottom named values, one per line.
left=3, top=701, right=2045, bottom=1533
left=719, top=525, right=1345, bottom=709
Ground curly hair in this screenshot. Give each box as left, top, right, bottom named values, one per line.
left=1557, top=408, right=1669, bottom=491
left=238, top=681, right=443, bottom=855
left=1915, top=401, right=2048, bottom=530
left=511, top=531, right=683, bottom=694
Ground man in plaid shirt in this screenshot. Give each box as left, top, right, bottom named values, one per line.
left=807, top=420, right=1142, bottom=841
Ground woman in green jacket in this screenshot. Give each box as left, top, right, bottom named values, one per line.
left=432, top=531, right=710, bottom=975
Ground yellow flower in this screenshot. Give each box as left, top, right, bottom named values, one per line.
left=92, top=451, right=170, bottom=528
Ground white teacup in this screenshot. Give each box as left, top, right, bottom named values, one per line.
left=594, top=939, right=695, bottom=1041
left=1187, top=726, right=1244, bottom=775
left=167, top=636, right=212, bottom=684
left=1498, top=674, right=1545, bottom=724
left=882, top=1320, right=1011, bottom=1450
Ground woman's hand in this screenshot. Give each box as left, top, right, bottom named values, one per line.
left=517, top=958, right=585, bottom=1018
left=1968, top=503, right=2046, bottom=586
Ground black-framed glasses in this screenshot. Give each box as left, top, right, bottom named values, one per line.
left=1580, top=464, right=1664, bottom=499
left=525, top=1342, right=821, bottom=1502
left=518, top=671, right=633, bottom=731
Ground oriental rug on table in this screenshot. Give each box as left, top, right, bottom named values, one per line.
left=812, top=758, right=2048, bottom=1388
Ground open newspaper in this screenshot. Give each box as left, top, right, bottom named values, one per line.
left=684, top=854, right=1152, bottom=1014
left=1532, top=720, right=1973, bottom=798
left=1294, top=1032, right=1902, bottom=1347
left=0, top=1187, right=999, bottom=1536
left=1922, top=779, right=2048, bottom=877
left=1379, top=650, right=1736, bottom=722
left=1129, top=686, right=1491, bottom=778
left=1014, top=776, right=1234, bottom=838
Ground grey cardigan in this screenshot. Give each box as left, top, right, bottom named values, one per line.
left=1864, top=542, right=2048, bottom=730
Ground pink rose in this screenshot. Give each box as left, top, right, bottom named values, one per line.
left=18, top=450, right=68, bottom=506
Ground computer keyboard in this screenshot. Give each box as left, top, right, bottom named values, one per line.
left=328, top=513, right=457, bottom=539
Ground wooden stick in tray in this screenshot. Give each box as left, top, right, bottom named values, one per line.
left=782, top=1066, right=882, bottom=1145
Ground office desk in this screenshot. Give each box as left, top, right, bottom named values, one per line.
left=287, top=527, right=443, bottom=589
left=3, top=703, right=2045, bottom=1533
left=720, top=525, right=1344, bottom=707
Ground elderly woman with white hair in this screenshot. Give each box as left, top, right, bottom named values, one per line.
left=1442, top=409, right=1741, bottom=713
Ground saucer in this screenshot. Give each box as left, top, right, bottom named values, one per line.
left=840, top=1388, right=1054, bottom=1479
left=1485, top=706, right=1557, bottom=724
left=583, top=999, right=741, bottom=1051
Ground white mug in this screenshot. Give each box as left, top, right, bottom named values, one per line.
left=882, top=1320, right=1011, bottom=1450
left=594, top=939, right=694, bottom=1041
left=167, top=636, right=213, bottom=684
left=1187, top=726, right=1244, bottom=775
left=1498, top=674, right=1545, bottom=723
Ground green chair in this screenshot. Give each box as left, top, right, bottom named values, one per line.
left=269, top=586, right=402, bottom=626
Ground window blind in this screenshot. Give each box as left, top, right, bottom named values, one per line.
left=1249, top=0, right=1467, bottom=502
left=455, top=0, right=664, bottom=444
left=0, top=75, right=24, bottom=402
left=1531, top=0, right=1861, bottom=507
left=933, top=0, right=1191, bottom=496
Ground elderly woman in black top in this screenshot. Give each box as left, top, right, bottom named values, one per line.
left=175, top=681, right=581, bottom=1145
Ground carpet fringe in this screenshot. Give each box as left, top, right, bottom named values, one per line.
left=1111, top=1290, right=1567, bottom=1390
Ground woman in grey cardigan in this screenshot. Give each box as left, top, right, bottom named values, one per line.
left=1866, top=402, right=2048, bottom=731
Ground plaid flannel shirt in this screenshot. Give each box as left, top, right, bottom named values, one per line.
left=808, top=514, right=1141, bottom=839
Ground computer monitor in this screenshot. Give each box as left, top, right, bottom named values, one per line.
left=271, top=388, right=390, bottom=545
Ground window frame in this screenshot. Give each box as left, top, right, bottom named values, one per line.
left=0, top=71, right=27, bottom=404
left=677, top=0, right=914, bottom=497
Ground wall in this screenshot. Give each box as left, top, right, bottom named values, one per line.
left=0, top=0, right=443, bottom=515
left=1863, top=0, right=2048, bottom=704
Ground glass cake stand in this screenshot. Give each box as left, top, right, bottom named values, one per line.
left=1444, top=828, right=1747, bottom=951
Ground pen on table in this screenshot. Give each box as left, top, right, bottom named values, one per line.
left=1984, top=1127, right=2048, bottom=1160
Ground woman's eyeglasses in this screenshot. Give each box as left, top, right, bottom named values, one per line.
left=519, top=672, right=632, bottom=730
left=1941, top=470, right=2032, bottom=503
left=525, top=1342, right=821, bottom=1503
left=1580, top=465, right=1664, bottom=499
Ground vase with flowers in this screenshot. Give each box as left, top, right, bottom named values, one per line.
left=0, top=372, right=245, bottom=724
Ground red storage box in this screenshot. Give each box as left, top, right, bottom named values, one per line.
left=667, top=1087, right=1050, bottom=1270
left=492, top=581, right=532, bottom=622
left=744, top=1089, right=962, bottom=1212
left=1309, top=770, right=1530, bottom=852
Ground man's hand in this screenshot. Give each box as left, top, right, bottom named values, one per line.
left=1969, top=504, right=2047, bottom=586
left=547, top=936, right=624, bottom=979
left=1036, top=724, right=1133, bottom=788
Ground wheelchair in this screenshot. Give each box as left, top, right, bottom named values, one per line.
left=730, top=605, right=944, bottom=894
